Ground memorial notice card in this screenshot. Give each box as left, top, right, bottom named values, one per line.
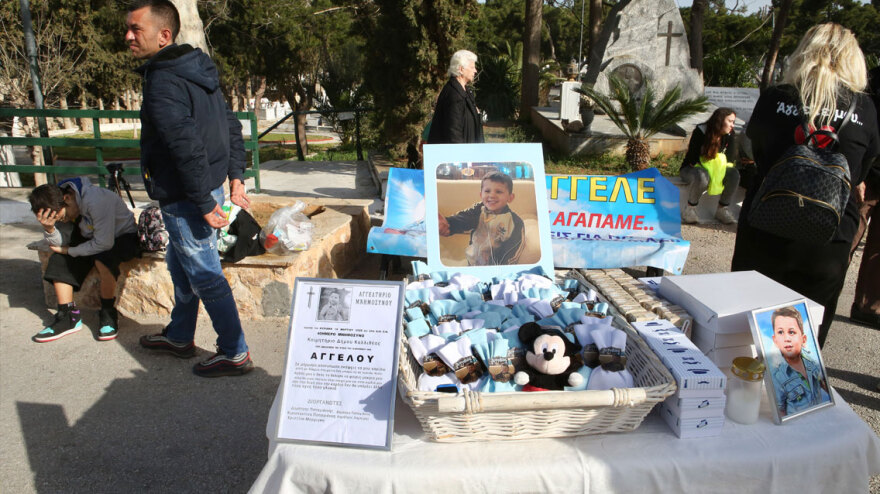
left=276, top=278, right=404, bottom=450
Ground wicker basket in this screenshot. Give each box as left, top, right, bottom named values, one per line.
left=397, top=270, right=677, bottom=442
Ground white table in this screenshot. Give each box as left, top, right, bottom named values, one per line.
left=250, top=387, right=880, bottom=494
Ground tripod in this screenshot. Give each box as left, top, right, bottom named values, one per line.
left=106, top=162, right=135, bottom=208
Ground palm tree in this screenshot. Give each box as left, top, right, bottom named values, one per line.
left=576, top=76, right=708, bottom=171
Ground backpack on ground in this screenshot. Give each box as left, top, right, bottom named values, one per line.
left=137, top=205, right=169, bottom=252
left=747, top=100, right=856, bottom=244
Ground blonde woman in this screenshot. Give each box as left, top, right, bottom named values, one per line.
left=732, top=23, right=880, bottom=347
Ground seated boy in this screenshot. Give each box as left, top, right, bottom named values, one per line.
left=769, top=306, right=830, bottom=417
left=29, top=177, right=138, bottom=342
left=438, top=171, right=524, bottom=266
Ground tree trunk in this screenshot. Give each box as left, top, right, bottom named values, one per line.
left=245, top=78, right=253, bottom=110
left=170, top=0, right=208, bottom=52
left=98, top=98, right=105, bottom=130
left=229, top=85, right=239, bottom=112
left=113, top=98, right=122, bottom=123
left=59, top=96, right=75, bottom=129
left=253, top=76, right=267, bottom=128
left=761, top=0, right=793, bottom=89
left=238, top=86, right=247, bottom=116
left=584, top=0, right=633, bottom=85
left=295, top=111, right=309, bottom=160
left=588, top=0, right=602, bottom=64
left=519, top=0, right=543, bottom=121
left=22, top=117, right=47, bottom=185
left=626, top=138, right=651, bottom=171
left=689, top=0, right=708, bottom=76
left=286, top=88, right=311, bottom=160
left=78, top=93, right=92, bottom=132
left=545, top=20, right=556, bottom=62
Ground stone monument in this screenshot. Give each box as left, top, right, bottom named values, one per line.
left=592, top=0, right=702, bottom=101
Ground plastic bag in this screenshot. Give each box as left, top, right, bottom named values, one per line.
left=217, top=200, right=242, bottom=253
left=260, top=201, right=313, bottom=254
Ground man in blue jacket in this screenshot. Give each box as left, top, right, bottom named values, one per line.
left=126, top=0, right=253, bottom=377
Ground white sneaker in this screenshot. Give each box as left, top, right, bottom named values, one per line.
left=681, top=205, right=699, bottom=224
left=715, top=206, right=736, bottom=224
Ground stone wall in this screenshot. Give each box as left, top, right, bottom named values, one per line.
left=39, top=197, right=372, bottom=320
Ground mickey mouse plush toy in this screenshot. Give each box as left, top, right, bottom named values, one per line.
left=514, top=322, right=584, bottom=391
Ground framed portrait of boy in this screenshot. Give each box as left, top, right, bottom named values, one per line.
left=423, top=143, right=554, bottom=280
left=747, top=300, right=834, bottom=424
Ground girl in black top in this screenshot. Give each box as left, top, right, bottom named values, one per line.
left=680, top=107, right=740, bottom=224
left=731, top=23, right=880, bottom=347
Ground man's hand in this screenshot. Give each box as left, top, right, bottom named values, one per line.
left=438, top=213, right=451, bottom=236
left=230, top=179, right=250, bottom=209
left=48, top=245, right=69, bottom=255
left=36, top=208, right=60, bottom=233
left=203, top=203, right=230, bottom=228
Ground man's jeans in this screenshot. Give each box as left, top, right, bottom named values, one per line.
left=161, top=187, right=248, bottom=356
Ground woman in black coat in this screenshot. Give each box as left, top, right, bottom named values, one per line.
left=731, top=23, right=880, bottom=347
left=427, top=49, right=484, bottom=144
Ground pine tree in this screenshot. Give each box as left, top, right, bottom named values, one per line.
left=360, top=0, right=476, bottom=158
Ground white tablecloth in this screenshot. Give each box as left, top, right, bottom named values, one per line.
left=250, top=387, right=880, bottom=494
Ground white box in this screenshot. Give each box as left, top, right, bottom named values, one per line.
left=633, top=320, right=727, bottom=397
left=658, top=271, right=825, bottom=334
left=692, top=323, right=755, bottom=350
left=664, top=394, right=727, bottom=419
left=663, top=352, right=727, bottom=397
left=659, top=405, right=724, bottom=438
left=637, top=276, right=662, bottom=292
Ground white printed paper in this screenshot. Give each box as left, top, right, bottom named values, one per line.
left=276, top=278, right=404, bottom=450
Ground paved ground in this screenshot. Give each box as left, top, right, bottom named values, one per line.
left=0, top=162, right=878, bottom=493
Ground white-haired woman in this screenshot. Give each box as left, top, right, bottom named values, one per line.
left=732, top=23, right=880, bottom=347
left=427, top=49, right=484, bottom=144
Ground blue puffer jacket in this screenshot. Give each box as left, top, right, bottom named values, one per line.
left=136, top=44, right=245, bottom=215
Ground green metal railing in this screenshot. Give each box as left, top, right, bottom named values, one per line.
left=0, top=108, right=261, bottom=192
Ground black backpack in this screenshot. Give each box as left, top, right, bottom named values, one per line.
left=747, top=100, right=856, bottom=244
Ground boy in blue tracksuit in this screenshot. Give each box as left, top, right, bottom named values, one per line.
left=438, top=171, right=525, bottom=266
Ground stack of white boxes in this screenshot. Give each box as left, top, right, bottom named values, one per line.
left=634, top=320, right=727, bottom=438
left=657, top=271, right=824, bottom=371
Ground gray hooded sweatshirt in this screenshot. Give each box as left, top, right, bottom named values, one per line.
left=44, top=177, right=137, bottom=257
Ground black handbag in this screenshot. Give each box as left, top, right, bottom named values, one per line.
left=747, top=99, right=856, bottom=244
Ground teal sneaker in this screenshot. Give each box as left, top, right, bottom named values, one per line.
left=97, top=307, right=119, bottom=341
left=34, top=309, right=83, bottom=343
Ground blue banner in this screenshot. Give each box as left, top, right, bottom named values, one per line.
left=367, top=168, right=689, bottom=274
left=547, top=168, right=689, bottom=274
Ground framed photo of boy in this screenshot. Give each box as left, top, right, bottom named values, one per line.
left=423, top=143, right=554, bottom=280
left=747, top=300, right=834, bottom=424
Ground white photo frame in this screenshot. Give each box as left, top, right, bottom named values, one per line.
left=423, top=143, right=554, bottom=280
left=747, top=299, right=834, bottom=424
left=276, top=278, right=405, bottom=450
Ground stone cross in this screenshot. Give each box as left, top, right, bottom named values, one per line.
left=658, top=21, right=683, bottom=67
